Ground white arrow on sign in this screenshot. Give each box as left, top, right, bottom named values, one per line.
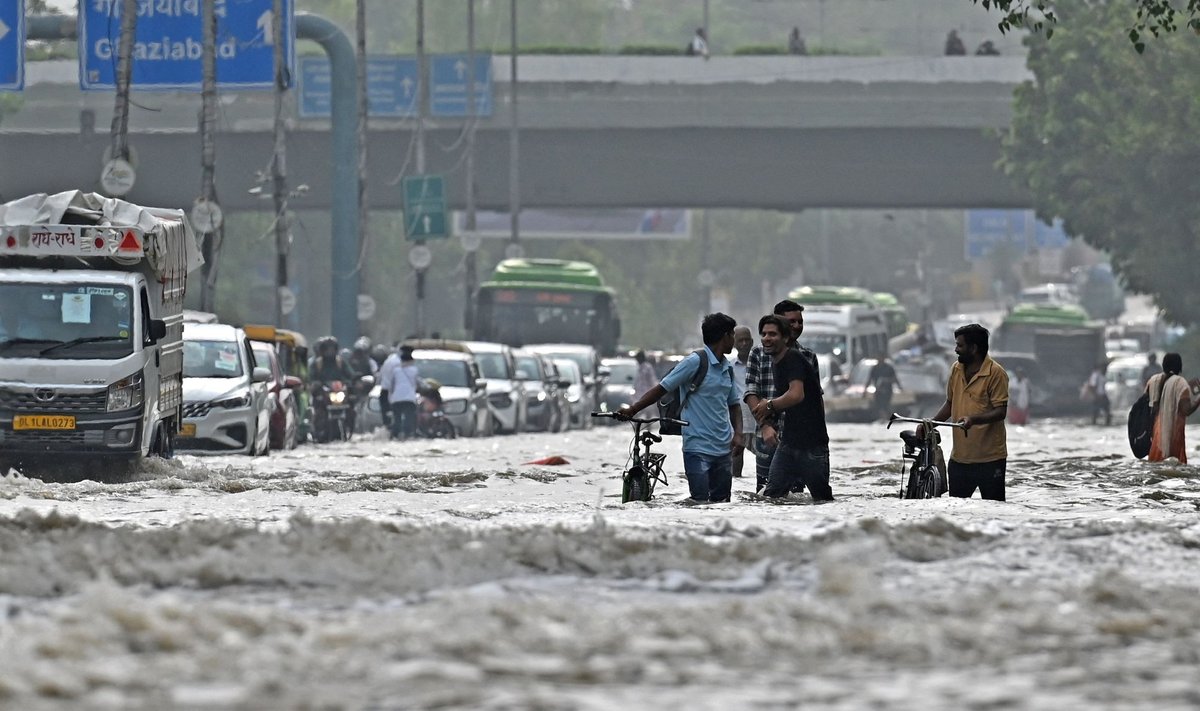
left=422, top=215, right=432, bottom=234
left=400, top=75, right=414, bottom=97
left=454, top=59, right=467, bottom=80
left=0, top=19, right=9, bottom=42
left=257, top=11, right=275, bottom=46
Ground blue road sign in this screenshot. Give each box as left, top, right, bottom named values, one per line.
left=1034, top=217, right=1070, bottom=249
left=430, top=54, right=492, bottom=117
left=298, top=56, right=418, bottom=118
left=79, top=0, right=293, bottom=91
left=964, top=209, right=1028, bottom=261
left=0, top=0, right=23, bottom=91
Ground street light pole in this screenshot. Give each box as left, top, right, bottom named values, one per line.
left=508, top=0, right=521, bottom=256
left=271, top=0, right=290, bottom=328
left=414, top=0, right=429, bottom=337
left=464, top=0, right=479, bottom=332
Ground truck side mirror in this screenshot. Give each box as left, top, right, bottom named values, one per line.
left=148, top=319, right=167, bottom=344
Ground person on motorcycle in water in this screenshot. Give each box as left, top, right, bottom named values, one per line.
left=310, top=337, right=356, bottom=385
left=348, top=337, right=379, bottom=379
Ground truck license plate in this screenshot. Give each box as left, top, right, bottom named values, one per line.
left=179, top=422, right=197, bottom=437
left=13, top=415, right=76, bottom=431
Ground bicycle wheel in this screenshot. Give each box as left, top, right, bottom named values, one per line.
left=622, top=466, right=651, bottom=503
left=903, top=466, right=939, bottom=499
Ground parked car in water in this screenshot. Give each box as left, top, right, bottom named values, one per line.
left=366, top=349, right=491, bottom=437
left=250, top=342, right=301, bottom=450
left=462, top=341, right=529, bottom=434
left=1106, top=354, right=1151, bottom=412
left=514, top=349, right=570, bottom=432
left=599, top=356, right=638, bottom=418
left=554, top=358, right=590, bottom=429
left=178, top=323, right=273, bottom=455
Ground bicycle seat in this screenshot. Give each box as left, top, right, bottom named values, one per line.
left=899, top=430, right=923, bottom=450
left=640, top=431, right=663, bottom=444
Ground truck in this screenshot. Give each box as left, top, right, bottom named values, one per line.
left=0, top=191, right=202, bottom=475
left=473, top=258, right=621, bottom=356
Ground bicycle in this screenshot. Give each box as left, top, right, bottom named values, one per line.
left=886, top=413, right=966, bottom=499
left=592, top=412, right=688, bottom=502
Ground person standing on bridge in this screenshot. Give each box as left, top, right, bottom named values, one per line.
left=945, top=30, right=967, bottom=56
left=687, top=28, right=710, bottom=59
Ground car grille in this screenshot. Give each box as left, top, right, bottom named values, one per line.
left=3, top=430, right=87, bottom=446
left=183, top=402, right=212, bottom=419
left=0, top=389, right=107, bottom=413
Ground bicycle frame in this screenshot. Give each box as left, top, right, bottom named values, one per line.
left=886, top=413, right=965, bottom=499
left=593, top=412, right=688, bottom=502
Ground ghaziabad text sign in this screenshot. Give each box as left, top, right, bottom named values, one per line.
left=0, top=0, right=23, bottom=91
left=79, top=0, right=294, bottom=91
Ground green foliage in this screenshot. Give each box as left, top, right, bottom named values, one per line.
left=732, top=45, right=787, bottom=56
left=1001, top=0, right=1200, bottom=326
left=972, top=0, right=1200, bottom=49
left=617, top=45, right=685, bottom=56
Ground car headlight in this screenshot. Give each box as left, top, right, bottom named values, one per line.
left=106, top=372, right=144, bottom=412
left=214, top=391, right=252, bottom=409
left=489, top=392, right=513, bottom=408
left=442, top=399, right=468, bottom=414
left=536, top=391, right=547, bottom=402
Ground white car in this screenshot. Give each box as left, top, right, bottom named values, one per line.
left=177, top=323, right=273, bottom=455
left=554, top=358, right=590, bottom=429
left=462, top=341, right=529, bottom=434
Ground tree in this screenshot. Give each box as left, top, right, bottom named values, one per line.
left=977, top=0, right=1200, bottom=50
left=1000, top=0, right=1200, bottom=326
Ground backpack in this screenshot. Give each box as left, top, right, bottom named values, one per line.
left=657, top=349, right=708, bottom=436
left=1128, top=374, right=1172, bottom=459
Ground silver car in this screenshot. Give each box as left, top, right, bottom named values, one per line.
left=515, top=350, right=569, bottom=432
left=462, top=341, right=529, bottom=434
left=178, top=323, right=273, bottom=455
left=554, top=358, right=590, bottom=429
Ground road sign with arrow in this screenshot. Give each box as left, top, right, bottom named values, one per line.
left=403, top=175, right=448, bottom=241
left=0, top=0, right=23, bottom=91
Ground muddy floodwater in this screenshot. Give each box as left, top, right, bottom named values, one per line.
left=1, top=419, right=1199, bottom=710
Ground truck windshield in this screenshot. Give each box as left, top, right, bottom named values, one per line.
left=0, top=282, right=135, bottom=359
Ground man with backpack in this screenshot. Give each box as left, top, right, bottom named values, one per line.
left=618, top=313, right=743, bottom=503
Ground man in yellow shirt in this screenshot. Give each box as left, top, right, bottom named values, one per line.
left=922, top=323, right=1009, bottom=500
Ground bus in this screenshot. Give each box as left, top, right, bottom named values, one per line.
left=473, top=259, right=621, bottom=355
left=789, top=285, right=908, bottom=338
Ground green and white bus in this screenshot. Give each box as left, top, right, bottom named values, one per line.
left=473, top=259, right=621, bottom=355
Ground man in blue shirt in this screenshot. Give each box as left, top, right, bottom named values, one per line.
left=618, top=313, right=743, bottom=502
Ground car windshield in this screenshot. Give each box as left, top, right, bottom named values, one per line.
left=806, top=333, right=849, bottom=362
left=538, top=350, right=593, bottom=377
left=515, top=356, right=541, bottom=380
left=184, top=340, right=244, bottom=378
left=555, top=359, right=582, bottom=385
left=605, top=361, right=637, bottom=384
left=414, top=358, right=470, bottom=388
left=474, top=352, right=511, bottom=380
left=0, top=282, right=135, bottom=359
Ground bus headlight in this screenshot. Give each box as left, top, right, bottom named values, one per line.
left=106, top=372, right=144, bottom=412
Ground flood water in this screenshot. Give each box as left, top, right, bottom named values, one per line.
left=1, top=419, right=1198, bottom=710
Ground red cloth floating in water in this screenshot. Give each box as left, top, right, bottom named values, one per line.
left=524, top=456, right=569, bottom=466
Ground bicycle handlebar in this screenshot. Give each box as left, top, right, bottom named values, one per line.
left=592, top=411, right=689, bottom=427
left=887, top=413, right=967, bottom=432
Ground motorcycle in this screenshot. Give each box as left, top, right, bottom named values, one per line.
left=312, top=380, right=357, bottom=443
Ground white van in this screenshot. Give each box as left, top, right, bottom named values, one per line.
left=801, top=304, right=890, bottom=368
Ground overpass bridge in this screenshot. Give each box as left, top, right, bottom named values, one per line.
left=2, top=55, right=1031, bottom=212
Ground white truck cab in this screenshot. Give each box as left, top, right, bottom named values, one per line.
left=0, top=191, right=202, bottom=474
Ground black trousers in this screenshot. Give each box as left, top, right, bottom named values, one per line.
left=948, top=458, right=1006, bottom=501
left=389, top=401, right=417, bottom=438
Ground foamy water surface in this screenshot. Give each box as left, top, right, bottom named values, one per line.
left=1, top=420, right=1198, bottom=709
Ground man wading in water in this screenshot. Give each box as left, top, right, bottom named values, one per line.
left=921, top=323, right=1009, bottom=501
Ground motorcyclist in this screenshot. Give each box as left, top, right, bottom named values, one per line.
left=310, top=336, right=356, bottom=385
left=348, top=336, right=379, bottom=379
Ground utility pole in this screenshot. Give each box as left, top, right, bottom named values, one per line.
left=271, top=0, right=290, bottom=328
left=110, top=0, right=136, bottom=170
left=702, top=0, right=710, bottom=48
left=508, top=0, right=521, bottom=258
left=199, top=0, right=221, bottom=312
left=414, top=0, right=429, bottom=337
left=463, top=0, right=479, bottom=332
left=356, top=0, right=369, bottom=338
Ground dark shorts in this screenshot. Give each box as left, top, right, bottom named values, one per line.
left=948, top=458, right=1006, bottom=501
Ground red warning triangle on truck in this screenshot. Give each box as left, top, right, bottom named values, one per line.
left=117, top=230, right=141, bottom=252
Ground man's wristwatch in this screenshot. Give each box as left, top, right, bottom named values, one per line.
left=766, top=399, right=775, bottom=413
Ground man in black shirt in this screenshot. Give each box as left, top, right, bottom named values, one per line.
left=757, top=314, right=833, bottom=501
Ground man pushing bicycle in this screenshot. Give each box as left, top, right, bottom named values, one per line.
left=617, top=313, right=744, bottom=503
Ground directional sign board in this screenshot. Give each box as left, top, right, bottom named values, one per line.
left=403, top=175, right=448, bottom=241
left=964, top=209, right=1028, bottom=261
left=0, top=0, right=23, bottom=91
left=299, top=56, right=418, bottom=118
left=430, top=54, right=492, bottom=117
left=80, top=0, right=294, bottom=90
